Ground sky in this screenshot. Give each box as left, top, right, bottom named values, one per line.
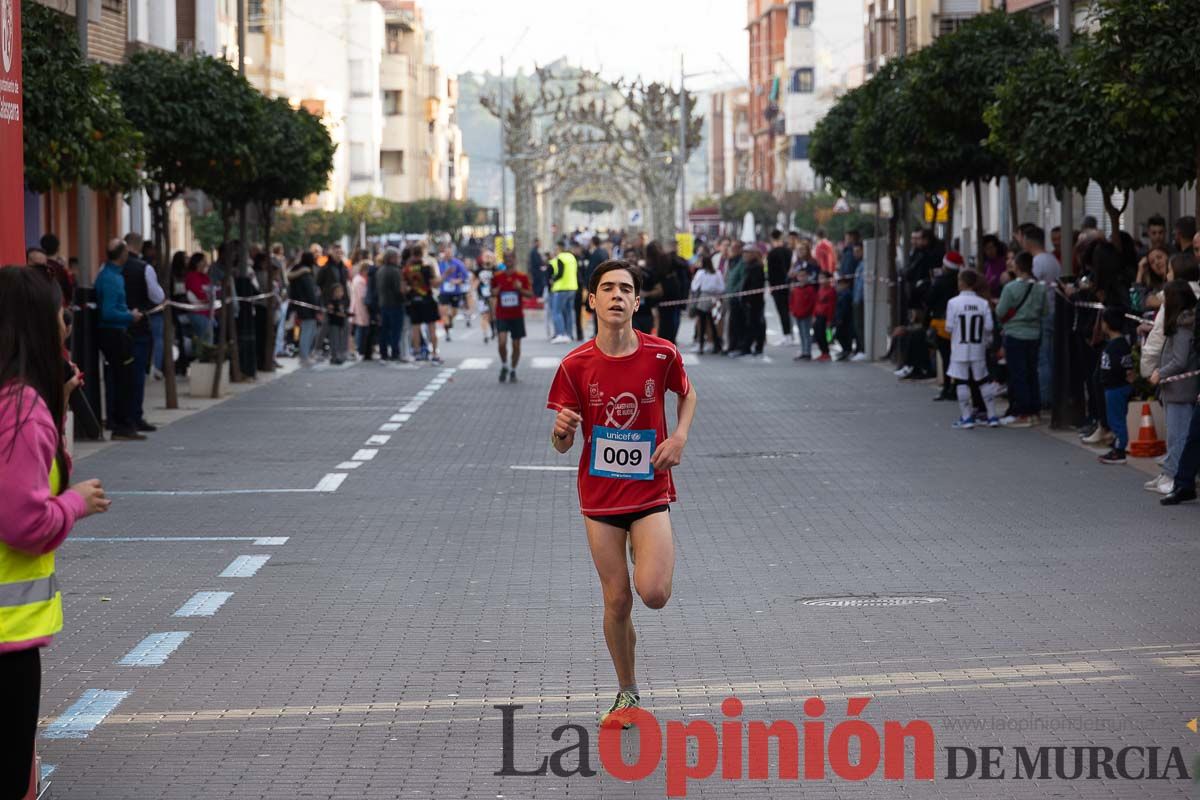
left=420, top=0, right=749, bottom=89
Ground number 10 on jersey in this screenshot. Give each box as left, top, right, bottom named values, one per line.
left=589, top=426, right=656, bottom=480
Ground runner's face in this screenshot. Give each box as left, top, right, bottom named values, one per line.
left=589, top=269, right=638, bottom=327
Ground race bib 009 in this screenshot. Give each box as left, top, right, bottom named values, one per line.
left=589, top=426, right=655, bottom=480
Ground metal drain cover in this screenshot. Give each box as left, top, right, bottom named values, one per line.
left=800, top=595, right=947, bottom=608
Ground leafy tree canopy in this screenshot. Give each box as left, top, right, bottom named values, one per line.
left=21, top=0, right=142, bottom=193
left=719, top=189, right=778, bottom=224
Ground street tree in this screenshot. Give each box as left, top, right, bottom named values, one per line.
left=21, top=0, right=141, bottom=194
left=912, top=10, right=1056, bottom=258
left=718, top=190, right=778, bottom=229
left=246, top=99, right=335, bottom=253
left=113, top=50, right=264, bottom=398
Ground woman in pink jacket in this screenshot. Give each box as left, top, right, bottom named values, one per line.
left=0, top=266, right=110, bottom=798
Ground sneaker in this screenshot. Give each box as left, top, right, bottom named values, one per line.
left=152, top=368, right=163, bottom=381
left=111, top=429, right=147, bottom=441
left=951, top=417, right=975, bottom=430
left=1077, top=423, right=1098, bottom=439
left=894, top=365, right=914, bottom=378
left=999, top=415, right=1032, bottom=428
left=600, top=690, right=641, bottom=730
left=1155, top=454, right=1169, bottom=466
left=1081, top=427, right=1114, bottom=445
left=508, top=370, right=518, bottom=383
left=1145, top=474, right=1173, bottom=494
left=851, top=353, right=867, bottom=362
left=499, top=365, right=509, bottom=383
left=430, top=355, right=444, bottom=365
left=987, top=417, right=1001, bottom=428
left=1098, top=448, right=1127, bottom=465
left=816, top=353, right=832, bottom=362
left=135, top=420, right=158, bottom=432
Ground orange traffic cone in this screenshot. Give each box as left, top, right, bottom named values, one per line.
left=1128, top=403, right=1166, bottom=457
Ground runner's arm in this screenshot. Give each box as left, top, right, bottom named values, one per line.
left=650, top=386, right=697, bottom=470
left=551, top=407, right=581, bottom=453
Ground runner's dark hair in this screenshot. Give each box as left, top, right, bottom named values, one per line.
left=587, top=259, right=642, bottom=296
left=0, top=266, right=69, bottom=482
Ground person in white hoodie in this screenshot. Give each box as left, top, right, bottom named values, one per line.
left=1138, top=253, right=1199, bottom=380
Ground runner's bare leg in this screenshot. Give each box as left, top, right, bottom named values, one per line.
left=586, top=517, right=637, bottom=687
left=629, top=510, right=674, bottom=609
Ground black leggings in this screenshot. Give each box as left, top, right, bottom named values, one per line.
left=0, top=647, right=40, bottom=800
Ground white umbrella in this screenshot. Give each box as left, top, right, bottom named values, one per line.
left=740, top=211, right=756, bottom=244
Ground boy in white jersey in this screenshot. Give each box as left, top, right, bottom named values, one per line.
left=944, top=270, right=1001, bottom=429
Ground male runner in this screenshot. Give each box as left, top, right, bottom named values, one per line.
left=547, top=259, right=698, bottom=728
left=437, top=244, right=470, bottom=339
left=944, top=269, right=1000, bottom=428
left=492, top=249, right=533, bottom=383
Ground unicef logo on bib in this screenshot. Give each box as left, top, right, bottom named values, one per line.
left=590, top=426, right=656, bottom=481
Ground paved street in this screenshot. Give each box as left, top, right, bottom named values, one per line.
left=39, top=313, right=1199, bottom=799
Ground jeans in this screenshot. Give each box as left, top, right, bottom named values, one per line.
left=354, top=325, right=369, bottom=357
left=1164, top=402, right=1194, bottom=476
left=298, top=318, right=317, bottom=362
left=380, top=307, right=405, bottom=359
left=1004, top=336, right=1041, bottom=416
left=551, top=290, right=574, bottom=338
left=274, top=300, right=289, bottom=356
left=794, top=315, right=812, bottom=356
left=1038, top=308, right=1055, bottom=409
left=130, top=333, right=151, bottom=424
left=150, top=312, right=164, bottom=372
left=190, top=314, right=213, bottom=345
left=1105, top=385, right=1132, bottom=450
left=853, top=302, right=865, bottom=354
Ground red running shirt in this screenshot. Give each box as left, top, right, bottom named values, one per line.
left=491, top=270, right=530, bottom=320
left=546, top=331, right=691, bottom=516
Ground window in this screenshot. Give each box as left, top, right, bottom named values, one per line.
left=791, top=135, right=810, bottom=160
left=381, top=151, right=405, bottom=176
left=248, top=0, right=265, bottom=33
left=790, top=68, right=814, bottom=93
left=791, top=1, right=813, bottom=27
left=386, top=24, right=404, bottom=54
left=383, top=90, right=404, bottom=116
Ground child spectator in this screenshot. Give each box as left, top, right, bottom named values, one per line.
left=812, top=272, right=837, bottom=363
left=834, top=275, right=855, bottom=361
left=789, top=269, right=816, bottom=361
left=944, top=270, right=1001, bottom=428
left=1097, top=306, right=1134, bottom=465
left=326, top=283, right=349, bottom=365
left=1147, top=281, right=1198, bottom=492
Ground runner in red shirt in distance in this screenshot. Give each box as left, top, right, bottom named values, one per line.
left=547, top=258, right=698, bottom=728
left=491, top=249, right=534, bottom=383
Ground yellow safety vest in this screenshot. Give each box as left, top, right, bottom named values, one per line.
left=550, top=253, right=579, bottom=293
left=0, top=459, right=64, bottom=645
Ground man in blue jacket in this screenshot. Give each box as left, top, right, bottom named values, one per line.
left=95, top=239, right=146, bottom=441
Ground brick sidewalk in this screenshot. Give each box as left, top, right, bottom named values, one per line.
left=36, top=317, right=1198, bottom=798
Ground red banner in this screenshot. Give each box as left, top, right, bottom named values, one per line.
left=0, top=0, right=24, bottom=264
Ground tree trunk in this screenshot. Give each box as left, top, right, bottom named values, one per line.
left=945, top=188, right=955, bottom=248
left=260, top=203, right=276, bottom=373
left=152, top=195, right=178, bottom=409
left=1194, top=145, right=1200, bottom=220
left=211, top=212, right=233, bottom=399
left=888, top=196, right=900, bottom=330
left=513, top=168, right=535, bottom=272
left=973, top=178, right=984, bottom=270
left=1007, top=173, right=1019, bottom=235
left=648, top=181, right=675, bottom=243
